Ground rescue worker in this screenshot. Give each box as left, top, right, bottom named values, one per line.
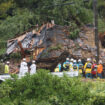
left=19, top=58, right=28, bottom=76
left=73, top=60, right=78, bottom=71
left=73, top=60, right=79, bottom=76
left=91, top=59, right=97, bottom=78
left=30, top=60, right=36, bottom=75
left=55, top=63, right=61, bottom=72
left=4, top=61, right=10, bottom=75
left=97, top=60, right=103, bottom=78
left=84, top=58, right=92, bottom=78
left=77, top=59, right=83, bottom=74
left=63, top=58, right=70, bottom=71
left=70, top=58, right=73, bottom=71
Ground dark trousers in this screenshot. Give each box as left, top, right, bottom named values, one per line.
left=97, top=73, right=102, bottom=78
left=86, top=73, right=92, bottom=78
left=92, top=74, right=97, bottom=79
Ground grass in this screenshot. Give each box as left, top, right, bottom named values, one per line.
left=89, top=80, right=105, bottom=97
left=0, top=48, right=6, bottom=55
left=48, top=44, right=62, bottom=52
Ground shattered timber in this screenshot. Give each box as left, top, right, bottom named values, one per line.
left=5, top=22, right=105, bottom=72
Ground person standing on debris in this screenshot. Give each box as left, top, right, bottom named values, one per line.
left=84, top=58, right=92, bottom=78
left=4, top=61, right=10, bottom=75
left=55, top=63, right=61, bottom=72
left=19, top=58, right=28, bottom=76
left=73, top=60, right=78, bottom=71
left=91, top=59, right=97, bottom=78
left=97, top=60, right=103, bottom=79
left=30, top=60, right=36, bottom=75
left=63, top=58, right=70, bottom=71
left=77, top=59, right=83, bottom=75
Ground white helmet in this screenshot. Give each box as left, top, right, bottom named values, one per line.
left=78, top=59, right=81, bottom=62
left=23, top=58, right=26, bottom=61
left=32, top=60, right=35, bottom=63
left=73, top=60, right=77, bottom=63
left=6, top=61, right=10, bottom=64
left=66, top=58, right=69, bottom=61
left=87, top=58, right=91, bottom=61
left=99, top=60, right=102, bottom=64
left=70, top=58, right=74, bottom=62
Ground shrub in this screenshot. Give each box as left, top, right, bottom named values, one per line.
left=0, top=70, right=92, bottom=105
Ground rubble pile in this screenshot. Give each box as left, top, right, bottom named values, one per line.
left=6, top=23, right=105, bottom=71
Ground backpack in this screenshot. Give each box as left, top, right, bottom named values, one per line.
left=93, top=65, right=97, bottom=71
left=73, top=64, right=77, bottom=70
left=65, top=62, right=70, bottom=70
left=79, top=64, right=83, bottom=69
left=86, top=63, right=92, bottom=69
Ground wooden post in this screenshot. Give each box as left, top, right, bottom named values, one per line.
left=93, top=0, right=99, bottom=64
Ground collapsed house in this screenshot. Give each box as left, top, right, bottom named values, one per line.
left=6, top=23, right=105, bottom=71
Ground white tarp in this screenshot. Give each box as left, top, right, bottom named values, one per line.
left=0, top=75, right=11, bottom=81
left=0, top=71, right=79, bottom=81
left=51, top=71, right=79, bottom=77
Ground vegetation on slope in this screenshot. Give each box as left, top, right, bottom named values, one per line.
left=0, top=0, right=105, bottom=55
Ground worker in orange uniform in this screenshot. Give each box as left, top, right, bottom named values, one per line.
left=97, top=60, right=103, bottom=79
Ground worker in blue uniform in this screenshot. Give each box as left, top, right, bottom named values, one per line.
left=63, top=58, right=70, bottom=71
left=73, top=60, right=78, bottom=71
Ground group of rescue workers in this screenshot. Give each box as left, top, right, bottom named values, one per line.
left=1, top=57, right=103, bottom=78
left=55, top=58, right=103, bottom=78
left=19, top=58, right=36, bottom=76
left=2, top=58, right=36, bottom=76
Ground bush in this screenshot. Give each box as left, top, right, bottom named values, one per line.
left=0, top=70, right=92, bottom=105
left=68, top=22, right=80, bottom=39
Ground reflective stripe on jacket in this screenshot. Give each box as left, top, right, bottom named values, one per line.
left=84, top=62, right=92, bottom=74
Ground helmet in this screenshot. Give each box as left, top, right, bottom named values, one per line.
left=23, top=58, right=26, bottom=61
left=6, top=61, right=10, bottom=64
left=32, top=60, right=35, bottom=63
left=99, top=60, right=102, bottom=64
left=66, top=58, right=69, bottom=61
left=93, top=59, right=96, bottom=62
left=73, top=60, right=77, bottom=63
left=87, top=58, right=91, bottom=61
left=1, top=59, right=3, bottom=62
left=78, top=59, right=81, bottom=62
left=70, top=58, right=74, bottom=62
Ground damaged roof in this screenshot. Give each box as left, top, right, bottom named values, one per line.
left=6, top=23, right=55, bottom=55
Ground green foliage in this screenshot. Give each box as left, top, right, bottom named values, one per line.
left=0, top=0, right=105, bottom=55
left=48, top=44, right=62, bottom=52
left=0, top=70, right=105, bottom=104
left=10, top=52, right=21, bottom=60
left=0, top=41, right=7, bottom=49
left=0, top=63, right=5, bottom=74
left=98, top=18, right=105, bottom=32
left=0, top=41, right=6, bottom=55
left=0, top=0, right=15, bottom=19
left=0, top=9, right=35, bottom=40
left=0, top=48, right=6, bottom=56
left=0, top=70, right=92, bottom=105
left=68, top=22, right=80, bottom=39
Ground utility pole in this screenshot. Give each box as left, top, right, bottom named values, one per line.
left=93, top=0, right=99, bottom=64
